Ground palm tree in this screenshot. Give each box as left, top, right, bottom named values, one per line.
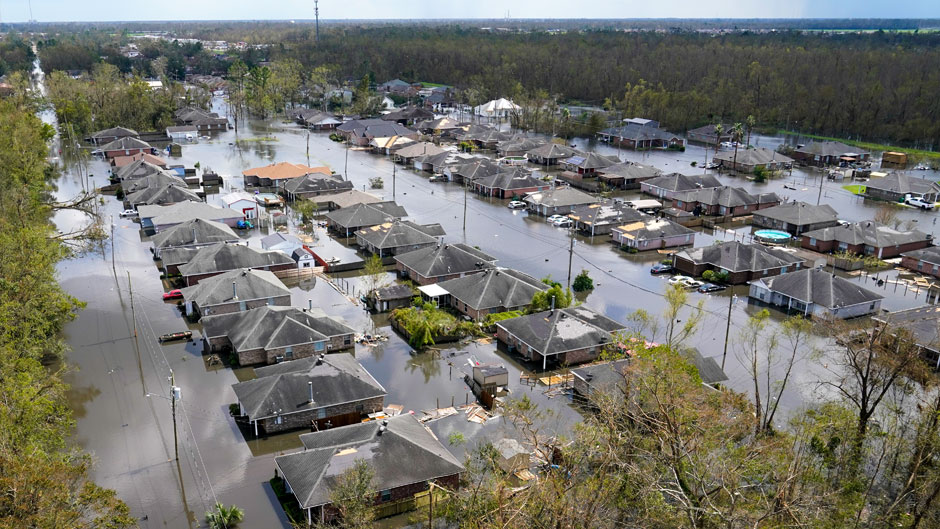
left=745, top=114, right=756, bottom=149
left=206, top=503, right=245, bottom=529
left=731, top=122, right=744, bottom=174
left=560, top=107, right=571, bottom=140
left=713, top=123, right=724, bottom=158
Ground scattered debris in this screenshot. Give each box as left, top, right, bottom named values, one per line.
left=356, top=333, right=388, bottom=346
left=538, top=373, right=573, bottom=387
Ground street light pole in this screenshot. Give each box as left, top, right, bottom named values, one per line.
left=170, top=370, right=179, bottom=461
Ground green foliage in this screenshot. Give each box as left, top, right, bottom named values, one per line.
left=390, top=302, right=477, bottom=349
left=701, top=269, right=729, bottom=283
left=752, top=165, right=767, bottom=182
left=572, top=269, right=594, bottom=292
left=318, top=459, right=375, bottom=529
left=368, top=176, right=384, bottom=189
left=529, top=283, right=573, bottom=313
left=361, top=254, right=388, bottom=295
left=481, top=310, right=523, bottom=329
left=206, top=502, right=245, bottom=529
left=0, top=35, right=36, bottom=76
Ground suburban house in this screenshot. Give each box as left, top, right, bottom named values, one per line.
left=446, top=158, right=500, bottom=184
left=714, top=147, right=794, bottom=173
left=496, top=306, right=627, bottom=370
left=202, top=306, right=356, bottom=365
left=366, top=284, right=415, bottom=313
left=752, top=201, right=840, bottom=235
left=120, top=171, right=188, bottom=198
left=571, top=359, right=631, bottom=401
left=274, top=414, right=463, bottom=525
left=179, top=268, right=290, bottom=317
left=596, top=162, right=662, bottom=190
left=125, top=182, right=202, bottom=209
left=282, top=173, right=354, bottom=201
left=336, top=119, right=418, bottom=146
left=112, top=152, right=167, bottom=170
left=378, top=78, right=413, bottom=93
left=873, top=307, right=940, bottom=370
left=393, top=142, right=446, bottom=165
left=242, top=162, right=333, bottom=189
left=560, top=152, right=620, bottom=176
left=89, top=126, right=138, bottom=145
left=568, top=201, right=649, bottom=236
left=474, top=97, right=521, bottom=119
left=426, top=268, right=548, bottom=320
left=900, top=247, right=940, bottom=278
left=233, top=352, right=386, bottom=435
left=456, top=127, right=514, bottom=150
left=294, top=109, right=341, bottom=130
left=686, top=123, right=732, bottom=145
left=355, top=220, right=446, bottom=258
left=598, top=122, right=684, bottom=150
left=749, top=268, right=883, bottom=319
left=801, top=221, right=932, bottom=259
left=673, top=241, right=806, bottom=284
left=414, top=116, right=461, bottom=136
left=150, top=218, right=240, bottom=259
left=640, top=173, right=722, bottom=200
left=178, top=243, right=296, bottom=286
left=174, top=107, right=229, bottom=132
left=100, top=137, right=154, bottom=159
left=325, top=202, right=409, bottom=237
left=166, top=125, right=198, bottom=141
left=308, top=189, right=381, bottom=212
left=394, top=243, right=497, bottom=285
left=792, top=141, right=870, bottom=166
left=863, top=173, right=940, bottom=203
left=137, top=201, right=245, bottom=232
left=261, top=232, right=304, bottom=254
left=382, top=105, right=435, bottom=125
left=159, top=247, right=203, bottom=275
left=524, top=186, right=597, bottom=216
left=369, top=135, right=415, bottom=155
left=471, top=167, right=549, bottom=198
left=671, top=186, right=781, bottom=217
left=525, top=143, right=582, bottom=165
left=610, top=218, right=696, bottom=251
left=116, top=159, right=167, bottom=182
left=220, top=191, right=260, bottom=220
left=496, top=137, right=546, bottom=157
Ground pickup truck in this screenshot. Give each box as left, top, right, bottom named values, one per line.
left=904, top=195, right=935, bottom=210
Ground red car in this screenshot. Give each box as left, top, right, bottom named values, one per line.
left=163, top=289, right=183, bottom=300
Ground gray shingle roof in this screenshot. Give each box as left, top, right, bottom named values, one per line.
left=179, top=268, right=289, bottom=307
left=100, top=137, right=152, bottom=151
left=864, top=173, right=940, bottom=196
left=282, top=173, right=352, bottom=195
left=276, top=414, right=464, bottom=509
left=674, top=241, right=804, bottom=273
left=374, top=284, right=415, bottom=301
left=121, top=170, right=185, bottom=194
left=643, top=173, right=722, bottom=193
left=568, top=201, right=649, bottom=228
left=600, top=123, right=680, bottom=142
left=525, top=143, right=582, bottom=161
left=612, top=217, right=695, bottom=240
left=561, top=152, right=620, bottom=170
left=394, top=243, right=496, bottom=279
left=795, top=140, right=868, bottom=157
left=873, top=305, right=940, bottom=353
left=802, top=221, right=931, bottom=248
left=202, top=306, right=355, bottom=352
left=92, top=126, right=138, bottom=138
left=126, top=183, right=201, bottom=206
left=436, top=268, right=548, bottom=311
left=571, top=358, right=630, bottom=396
left=473, top=167, right=545, bottom=191
left=453, top=158, right=500, bottom=180
left=753, top=201, right=839, bottom=226
left=178, top=243, right=295, bottom=277
left=714, top=147, right=793, bottom=166
left=523, top=187, right=596, bottom=208
left=496, top=306, right=626, bottom=357
left=325, top=202, right=408, bottom=230
left=497, top=136, right=546, bottom=154
left=151, top=218, right=239, bottom=250
left=138, top=201, right=244, bottom=228
left=356, top=221, right=445, bottom=250
left=117, top=160, right=167, bottom=182
left=597, top=162, right=662, bottom=181
left=901, top=246, right=940, bottom=266
left=232, top=352, right=386, bottom=420
left=159, top=246, right=202, bottom=269
left=754, top=268, right=883, bottom=309
left=672, top=186, right=780, bottom=208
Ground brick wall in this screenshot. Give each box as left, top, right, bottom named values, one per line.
left=259, top=395, right=384, bottom=434
left=318, top=472, right=461, bottom=522
left=563, top=347, right=600, bottom=366
left=199, top=294, right=291, bottom=317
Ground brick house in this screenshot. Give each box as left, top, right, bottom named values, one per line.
left=201, top=306, right=356, bottom=365
left=426, top=268, right=548, bottom=320
left=525, top=143, right=582, bottom=166
left=137, top=201, right=245, bottom=232
left=355, top=220, right=445, bottom=259
left=571, top=359, right=631, bottom=401
left=471, top=167, right=550, bottom=199
left=275, top=414, right=464, bottom=525
left=752, top=201, right=840, bottom=235
left=900, top=247, right=940, bottom=278
left=792, top=141, right=870, bottom=166
left=177, top=243, right=296, bottom=286
left=610, top=218, right=696, bottom=251
left=242, top=162, right=333, bottom=190
left=801, top=221, right=932, bottom=259
left=671, top=186, right=780, bottom=217
left=281, top=173, right=354, bottom=201
left=394, top=243, right=497, bottom=285
left=232, top=352, right=386, bottom=435
left=749, top=268, right=883, bottom=319
left=523, top=186, right=597, bottom=216
left=863, top=173, right=940, bottom=203
left=325, top=201, right=409, bottom=237
left=595, top=162, right=662, bottom=190
left=640, top=173, right=722, bottom=201
left=672, top=241, right=806, bottom=284
left=150, top=218, right=240, bottom=260
left=100, top=137, right=153, bottom=159
left=568, top=201, right=649, bottom=236
left=179, top=268, right=290, bottom=318
left=496, top=306, right=627, bottom=370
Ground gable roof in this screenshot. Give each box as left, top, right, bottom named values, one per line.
left=674, top=241, right=804, bottom=272
left=753, top=268, right=883, bottom=309
left=179, top=268, right=289, bottom=307
left=202, top=306, right=355, bottom=352
left=754, top=201, right=839, bottom=226
left=260, top=232, right=303, bottom=250
left=309, top=189, right=382, bottom=209
left=178, top=243, right=295, bottom=277
left=873, top=306, right=940, bottom=354
left=714, top=147, right=794, bottom=166
left=91, top=126, right=138, bottom=139
left=435, top=268, right=548, bottom=311
left=473, top=167, right=546, bottom=191
left=497, top=136, right=546, bottom=154
left=526, top=142, right=582, bottom=161
left=568, top=201, right=649, bottom=228
left=496, top=306, right=626, bottom=357
left=117, top=159, right=167, bottom=182
left=562, top=152, right=620, bottom=170
left=122, top=171, right=187, bottom=195
left=394, top=243, right=496, bottom=279
left=598, top=162, right=662, bottom=181
left=232, top=352, right=386, bottom=420
left=795, top=140, right=868, bottom=157
left=601, top=122, right=680, bottom=142
left=112, top=152, right=167, bottom=168
left=901, top=246, right=940, bottom=266
left=802, top=221, right=931, bottom=248
left=864, top=173, right=940, bottom=196
left=643, top=173, right=722, bottom=192
left=242, top=162, right=332, bottom=180
left=126, top=182, right=202, bottom=206
left=100, top=137, right=152, bottom=151
left=356, top=221, right=445, bottom=250
left=673, top=186, right=780, bottom=208
left=282, top=173, right=354, bottom=195
left=275, top=414, right=464, bottom=509
left=394, top=142, right=446, bottom=159
left=151, top=218, right=239, bottom=250
left=138, top=201, right=245, bottom=228
left=382, top=105, right=434, bottom=122
left=325, top=202, right=408, bottom=230
left=452, top=158, right=501, bottom=180
left=523, top=186, right=596, bottom=208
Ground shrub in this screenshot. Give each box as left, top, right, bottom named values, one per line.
left=572, top=269, right=594, bottom=292
left=702, top=270, right=716, bottom=282
left=753, top=166, right=767, bottom=182
left=369, top=176, right=384, bottom=189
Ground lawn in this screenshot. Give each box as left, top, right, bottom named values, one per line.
left=779, top=130, right=940, bottom=161
left=842, top=184, right=866, bottom=195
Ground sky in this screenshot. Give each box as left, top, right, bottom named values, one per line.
left=0, top=0, right=939, bottom=23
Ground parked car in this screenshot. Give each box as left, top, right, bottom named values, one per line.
left=552, top=217, right=573, bottom=228
left=904, top=195, right=935, bottom=210
left=668, top=275, right=694, bottom=286
left=119, top=209, right=138, bottom=218
left=650, top=263, right=674, bottom=274
left=698, top=283, right=727, bottom=293
left=236, top=219, right=254, bottom=229
left=508, top=200, right=527, bottom=209
left=428, top=174, right=445, bottom=182
left=162, top=289, right=183, bottom=300
left=683, top=278, right=705, bottom=289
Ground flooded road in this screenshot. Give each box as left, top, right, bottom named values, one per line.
left=50, top=95, right=940, bottom=528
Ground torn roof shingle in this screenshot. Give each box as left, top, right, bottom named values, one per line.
left=497, top=306, right=626, bottom=357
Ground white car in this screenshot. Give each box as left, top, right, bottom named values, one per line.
left=905, top=196, right=935, bottom=210
left=668, top=275, right=693, bottom=286
left=552, top=217, right=573, bottom=228
left=546, top=214, right=566, bottom=223
left=119, top=209, right=138, bottom=218
left=507, top=200, right=527, bottom=209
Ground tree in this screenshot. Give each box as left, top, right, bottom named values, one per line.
left=572, top=269, right=594, bottom=292
left=269, top=58, right=303, bottom=116
left=731, top=122, right=744, bottom=173
left=350, top=76, right=382, bottom=117
left=662, top=283, right=704, bottom=349
left=529, top=278, right=573, bottom=312
left=227, top=59, right=249, bottom=133
left=319, top=459, right=375, bottom=529
left=206, top=503, right=245, bottom=529
left=745, top=114, right=756, bottom=148
left=713, top=122, right=723, bottom=158
left=737, top=308, right=775, bottom=434
left=874, top=204, right=903, bottom=229
left=361, top=254, right=388, bottom=296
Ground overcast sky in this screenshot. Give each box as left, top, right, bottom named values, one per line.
left=1, top=0, right=939, bottom=23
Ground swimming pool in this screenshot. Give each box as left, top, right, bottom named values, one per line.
left=753, top=229, right=792, bottom=243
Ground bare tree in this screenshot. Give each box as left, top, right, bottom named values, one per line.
left=663, top=283, right=704, bottom=349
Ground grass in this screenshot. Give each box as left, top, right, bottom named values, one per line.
left=843, top=184, right=867, bottom=195
left=234, top=136, right=278, bottom=143
left=779, top=130, right=940, bottom=161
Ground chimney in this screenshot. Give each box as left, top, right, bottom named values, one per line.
left=308, top=381, right=314, bottom=403
left=377, top=419, right=388, bottom=436
left=315, top=353, right=325, bottom=366
left=550, top=295, right=555, bottom=312
left=191, top=226, right=197, bottom=243
left=232, top=281, right=237, bottom=300
left=308, top=299, right=313, bottom=311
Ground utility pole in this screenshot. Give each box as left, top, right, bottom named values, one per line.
left=344, top=146, right=348, bottom=181
left=314, top=0, right=320, bottom=42
left=392, top=164, right=397, bottom=201
left=110, top=215, right=115, bottom=273
left=462, top=180, right=467, bottom=231
left=428, top=480, right=434, bottom=529
left=128, top=271, right=140, bottom=358
left=816, top=171, right=825, bottom=205
left=306, top=129, right=310, bottom=166
left=566, top=230, right=574, bottom=291
left=721, top=291, right=734, bottom=370
left=169, top=370, right=179, bottom=461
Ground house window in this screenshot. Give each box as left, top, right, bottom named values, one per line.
left=838, top=242, right=848, bottom=251
left=317, top=408, right=326, bottom=419
left=239, top=301, right=247, bottom=311
left=869, top=303, right=876, bottom=310
left=344, top=336, right=352, bottom=345
left=758, top=292, right=765, bottom=300
left=285, top=347, right=294, bottom=359
left=676, top=200, right=683, bottom=207
left=315, top=341, right=325, bottom=352
left=781, top=266, right=787, bottom=273
left=810, top=238, right=817, bottom=246
left=380, top=490, right=392, bottom=502
left=275, top=415, right=283, bottom=425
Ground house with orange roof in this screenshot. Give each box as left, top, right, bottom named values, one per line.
left=242, top=162, right=332, bottom=189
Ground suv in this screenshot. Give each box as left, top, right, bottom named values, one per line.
left=508, top=200, right=527, bottom=209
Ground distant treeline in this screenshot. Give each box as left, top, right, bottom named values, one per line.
left=0, top=34, right=35, bottom=76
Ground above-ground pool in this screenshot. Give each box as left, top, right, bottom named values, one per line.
left=754, top=229, right=792, bottom=244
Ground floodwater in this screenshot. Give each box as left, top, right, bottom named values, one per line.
left=48, top=92, right=940, bottom=528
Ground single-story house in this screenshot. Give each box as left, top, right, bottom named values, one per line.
left=274, top=414, right=464, bottom=525
left=116, top=159, right=167, bottom=182
left=413, top=116, right=462, bottom=136
left=496, top=306, right=627, bottom=370
left=325, top=202, right=409, bottom=237
left=900, top=247, right=940, bottom=279
left=367, top=284, right=415, bottom=313
left=150, top=218, right=240, bottom=259
left=873, top=307, right=940, bottom=370
left=496, top=137, right=546, bottom=158
left=125, top=182, right=202, bottom=209
left=525, top=143, right=582, bottom=166
left=100, top=137, right=154, bottom=159
left=394, top=243, right=497, bottom=285
left=524, top=186, right=597, bottom=216
left=863, top=173, right=940, bottom=203
left=137, top=201, right=245, bottom=232
left=714, top=147, right=794, bottom=173
left=568, top=201, right=649, bottom=236
left=308, top=189, right=381, bottom=212
left=336, top=119, right=418, bottom=146
left=673, top=241, right=806, bottom=284
left=752, top=201, right=840, bottom=235
left=571, top=358, right=631, bottom=401
left=261, top=232, right=304, bottom=254
left=445, top=158, right=500, bottom=184
left=429, top=268, right=548, bottom=321
left=202, top=306, right=355, bottom=365
left=180, top=268, right=290, bottom=317
left=393, top=142, right=447, bottom=165
left=610, top=218, right=696, bottom=251
left=178, top=242, right=296, bottom=286
left=671, top=186, right=780, bottom=217
left=472, top=168, right=549, bottom=199
left=294, top=109, right=341, bottom=130
left=382, top=105, right=435, bottom=125
left=166, top=125, right=198, bottom=141
left=293, top=247, right=317, bottom=269
left=112, top=152, right=167, bottom=169
left=596, top=162, right=662, bottom=190
left=233, top=352, right=386, bottom=435
left=792, top=141, right=870, bottom=166
left=686, top=123, right=732, bottom=145
left=281, top=173, right=353, bottom=201
left=598, top=122, right=684, bottom=150
left=221, top=191, right=260, bottom=220
left=159, top=246, right=203, bottom=275
left=560, top=152, right=620, bottom=176
left=242, top=162, right=333, bottom=189
left=89, top=126, right=138, bottom=145
left=749, top=268, right=883, bottom=319
left=801, top=221, right=932, bottom=259
left=640, top=173, right=723, bottom=200
left=355, top=220, right=445, bottom=258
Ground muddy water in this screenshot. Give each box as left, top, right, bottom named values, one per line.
left=51, top=96, right=940, bottom=528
